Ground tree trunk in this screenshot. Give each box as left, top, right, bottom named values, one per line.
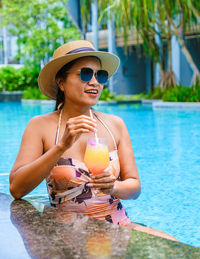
left=160, top=34, right=176, bottom=89
left=168, top=35, right=172, bottom=73
left=179, top=37, right=200, bottom=85
left=172, top=26, right=200, bottom=85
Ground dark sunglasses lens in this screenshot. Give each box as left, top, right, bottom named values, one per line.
left=96, top=70, right=109, bottom=84
left=80, top=67, right=93, bottom=82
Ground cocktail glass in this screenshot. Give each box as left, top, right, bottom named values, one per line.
left=84, top=138, right=110, bottom=175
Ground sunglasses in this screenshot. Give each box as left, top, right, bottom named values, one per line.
left=68, top=67, right=109, bottom=84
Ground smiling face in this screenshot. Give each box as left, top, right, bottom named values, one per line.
left=58, top=56, right=104, bottom=108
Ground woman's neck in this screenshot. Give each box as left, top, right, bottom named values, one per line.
left=61, top=103, right=92, bottom=119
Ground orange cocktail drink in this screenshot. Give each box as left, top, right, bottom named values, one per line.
left=84, top=138, right=110, bottom=175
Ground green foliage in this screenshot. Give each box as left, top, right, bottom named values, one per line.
left=99, top=89, right=145, bottom=101
left=18, top=66, right=40, bottom=88
left=145, top=82, right=200, bottom=102
left=99, top=87, right=115, bottom=101
left=84, top=0, right=200, bottom=84
left=145, top=87, right=164, bottom=100
left=0, top=66, right=39, bottom=91
left=0, top=65, right=48, bottom=99
left=0, top=66, right=20, bottom=91
left=115, top=93, right=145, bottom=101
left=1, top=0, right=81, bottom=67
left=23, top=87, right=49, bottom=100
left=96, top=0, right=200, bottom=54
left=80, top=0, right=93, bottom=31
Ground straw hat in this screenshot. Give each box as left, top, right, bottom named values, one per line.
left=38, top=40, right=120, bottom=99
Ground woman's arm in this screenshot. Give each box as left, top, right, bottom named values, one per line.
left=113, top=116, right=141, bottom=199
left=9, top=116, right=65, bottom=199
left=10, top=114, right=97, bottom=199
left=89, top=116, right=141, bottom=200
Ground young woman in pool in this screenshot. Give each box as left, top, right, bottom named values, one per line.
left=9, top=40, right=176, bottom=241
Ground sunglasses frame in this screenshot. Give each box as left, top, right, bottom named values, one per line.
left=66, top=67, right=109, bottom=84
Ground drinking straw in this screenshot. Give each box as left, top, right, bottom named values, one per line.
left=89, top=109, right=98, bottom=144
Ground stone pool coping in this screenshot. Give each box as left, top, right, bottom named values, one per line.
left=141, top=99, right=200, bottom=109
left=22, top=99, right=200, bottom=109
left=1, top=193, right=199, bottom=259
left=0, top=91, right=22, bottom=102
left=2, top=95, right=200, bottom=110
left=21, top=99, right=141, bottom=105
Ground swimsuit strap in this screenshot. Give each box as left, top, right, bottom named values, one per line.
left=55, top=109, right=117, bottom=150
left=93, top=111, right=117, bottom=150
left=55, top=109, right=63, bottom=145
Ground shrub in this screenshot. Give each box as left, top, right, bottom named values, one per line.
left=144, top=82, right=200, bottom=102
left=0, top=66, right=39, bottom=92
left=17, top=66, right=40, bottom=90
left=22, top=87, right=49, bottom=100
left=0, top=66, right=20, bottom=91
left=145, top=87, right=164, bottom=100
left=115, top=93, right=145, bottom=101
left=99, top=90, right=145, bottom=102
left=99, top=88, right=115, bottom=101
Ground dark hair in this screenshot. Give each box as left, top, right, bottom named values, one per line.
left=54, top=59, right=78, bottom=111
left=54, top=56, right=102, bottom=111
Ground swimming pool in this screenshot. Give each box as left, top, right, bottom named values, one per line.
left=0, top=101, right=199, bottom=248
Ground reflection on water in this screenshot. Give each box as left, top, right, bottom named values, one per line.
left=86, top=231, right=112, bottom=258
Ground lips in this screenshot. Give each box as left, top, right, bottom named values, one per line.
left=84, top=89, right=99, bottom=94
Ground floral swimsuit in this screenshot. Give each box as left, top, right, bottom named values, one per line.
left=46, top=110, right=131, bottom=226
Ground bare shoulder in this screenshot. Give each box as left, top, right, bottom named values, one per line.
left=25, top=111, right=58, bottom=138
left=27, top=111, right=58, bottom=127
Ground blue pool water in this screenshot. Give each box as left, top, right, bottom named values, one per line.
left=0, top=101, right=200, bottom=248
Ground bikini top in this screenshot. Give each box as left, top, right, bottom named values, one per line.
left=46, top=109, right=120, bottom=205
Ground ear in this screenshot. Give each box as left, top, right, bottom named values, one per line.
left=56, top=79, right=64, bottom=92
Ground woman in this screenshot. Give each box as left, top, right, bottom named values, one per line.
left=9, top=40, right=176, bottom=241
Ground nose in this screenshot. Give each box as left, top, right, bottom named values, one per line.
left=88, top=73, right=99, bottom=86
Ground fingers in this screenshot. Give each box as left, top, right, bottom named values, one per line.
left=91, top=171, right=112, bottom=179
left=88, top=182, right=115, bottom=189
left=67, top=122, right=97, bottom=134
left=87, top=167, right=116, bottom=195
left=66, top=116, right=97, bottom=134
left=67, top=116, right=97, bottom=129
left=59, top=115, right=97, bottom=149
left=88, top=181, right=115, bottom=195
left=69, top=128, right=91, bottom=136
left=88, top=170, right=116, bottom=190
left=91, top=175, right=116, bottom=183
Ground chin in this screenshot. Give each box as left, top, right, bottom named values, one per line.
left=88, top=100, right=99, bottom=107
left=84, top=97, right=100, bottom=107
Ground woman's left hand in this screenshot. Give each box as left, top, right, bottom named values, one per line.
left=88, top=166, right=116, bottom=195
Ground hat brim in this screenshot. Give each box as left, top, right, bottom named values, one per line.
left=38, top=51, right=120, bottom=100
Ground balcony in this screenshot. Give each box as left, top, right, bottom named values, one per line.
left=86, top=28, right=143, bottom=49
left=86, top=23, right=200, bottom=49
